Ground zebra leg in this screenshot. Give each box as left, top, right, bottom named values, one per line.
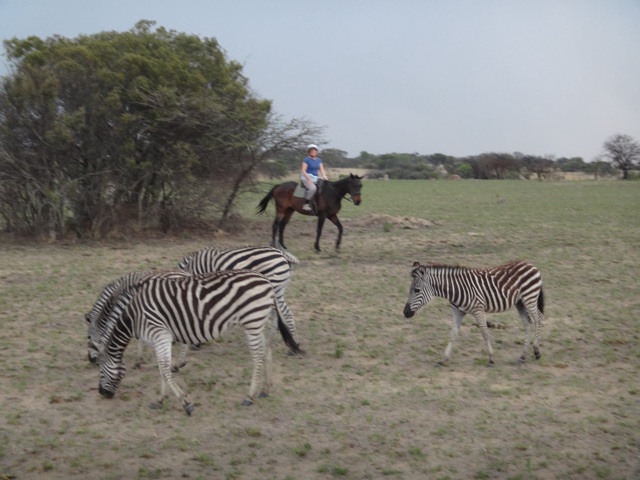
left=276, top=295, right=300, bottom=349
left=172, top=344, right=189, bottom=373
left=438, top=308, right=465, bottom=366
left=516, top=302, right=532, bottom=363
left=150, top=335, right=195, bottom=415
left=528, top=302, right=544, bottom=360
left=473, top=311, right=495, bottom=366
left=260, top=338, right=273, bottom=399
left=134, top=340, right=145, bottom=369
left=242, top=330, right=267, bottom=406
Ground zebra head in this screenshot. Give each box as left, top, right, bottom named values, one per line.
left=403, top=262, right=433, bottom=318
left=98, top=344, right=126, bottom=399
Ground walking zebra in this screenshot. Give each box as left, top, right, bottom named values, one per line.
left=403, top=260, right=545, bottom=366
left=94, top=270, right=301, bottom=415
left=85, top=270, right=190, bottom=368
left=178, top=246, right=301, bottom=351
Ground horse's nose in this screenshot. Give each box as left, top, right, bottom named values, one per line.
left=353, top=195, right=361, bottom=205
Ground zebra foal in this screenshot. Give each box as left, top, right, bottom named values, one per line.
left=94, top=270, right=301, bottom=415
left=403, top=260, right=545, bottom=366
left=178, top=245, right=301, bottom=351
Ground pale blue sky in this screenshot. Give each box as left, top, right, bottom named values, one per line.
left=1, top=0, right=638, bottom=160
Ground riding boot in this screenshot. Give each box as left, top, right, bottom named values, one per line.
left=302, top=199, right=312, bottom=211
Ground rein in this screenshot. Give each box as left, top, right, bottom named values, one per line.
left=323, top=179, right=359, bottom=203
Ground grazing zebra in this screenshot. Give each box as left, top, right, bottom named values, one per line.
left=178, top=246, right=301, bottom=351
left=403, top=260, right=545, bottom=366
left=94, top=270, right=301, bottom=415
left=85, top=270, right=190, bottom=368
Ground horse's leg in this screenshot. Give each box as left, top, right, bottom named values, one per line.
left=314, top=215, right=326, bottom=252
left=327, top=213, right=344, bottom=250
left=270, top=216, right=279, bottom=248
left=278, top=211, right=293, bottom=250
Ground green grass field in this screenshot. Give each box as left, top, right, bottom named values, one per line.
left=1, top=179, right=639, bottom=479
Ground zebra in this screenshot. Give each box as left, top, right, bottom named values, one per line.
left=178, top=246, right=301, bottom=352
left=85, top=270, right=190, bottom=368
left=94, top=269, right=302, bottom=415
left=403, top=260, right=545, bottom=366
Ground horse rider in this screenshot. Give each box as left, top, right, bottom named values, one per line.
left=300, top=144, right=328, bottom=211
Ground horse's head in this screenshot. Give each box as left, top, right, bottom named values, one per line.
left=348, top=174, right=363, bottom=205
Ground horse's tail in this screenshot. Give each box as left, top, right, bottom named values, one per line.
left=275, top=300, right=303, bottom=355
left=256, top=186, right=276, bottom=215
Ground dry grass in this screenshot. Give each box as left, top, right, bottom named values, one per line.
left=0, top=179, right=639, bottom=479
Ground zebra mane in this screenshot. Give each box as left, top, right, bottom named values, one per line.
left=178, top=251, right=198, bottom=270
left=417, top=260, right=528, bottom=275
left=101, top=286, right=137, bottom=346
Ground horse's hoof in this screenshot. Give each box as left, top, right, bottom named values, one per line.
left=184, top=403, right=195, bottom=416
left=241, top=399, right=254, bottom=407
left=258, top=392, right=269, bottom=399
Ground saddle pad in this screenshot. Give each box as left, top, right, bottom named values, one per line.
left=293, top=183, right=306, bottom=199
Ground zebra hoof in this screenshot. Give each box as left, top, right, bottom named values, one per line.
left=184, top=403, right=195, bottom=416
left=149, top=402, right=163, bottom=410
left=534, top=351, right=541, bottom=360
left=519, top=356, right=527, bottom=363
left=241, top=399, right=254, bottom=407
left=435, top=360, right=447, bottom=368
left=487, top=360, right=496, bottom=367
left=258, top=391, right=269, bottom=399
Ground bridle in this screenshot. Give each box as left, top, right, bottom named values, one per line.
left=322, top=179, right=361, bottom=203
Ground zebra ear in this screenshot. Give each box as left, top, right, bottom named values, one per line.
left=412, top=261, right=421, bottom=268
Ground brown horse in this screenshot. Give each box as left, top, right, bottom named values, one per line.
left=256, top=174, right=363, bottom=252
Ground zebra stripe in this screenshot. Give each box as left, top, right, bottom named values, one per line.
left=85, top=270, right=190, bottom=366
left=96, top=269, right=300, bottom=415
left=178, top=246, right=300, bottom=349
left=403, top=260, right=545, bottom=365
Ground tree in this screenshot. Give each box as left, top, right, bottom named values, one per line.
left=602, top=133, right=640, bottom=179
left=0, top=21, right=316, bottom=238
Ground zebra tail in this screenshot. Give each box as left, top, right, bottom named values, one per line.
left=279, top=247, right=299, bottom=265
left=275, top=302, right=303, bottom=355
left=256, top=186, right=276, bottom=215
left=538, top=287, right=545, bottom=315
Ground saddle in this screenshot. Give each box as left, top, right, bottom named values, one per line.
left=293, top=179, right=324, bottom=199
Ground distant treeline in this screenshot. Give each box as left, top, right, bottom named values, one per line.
left=264, top=149, right=617, bottom=180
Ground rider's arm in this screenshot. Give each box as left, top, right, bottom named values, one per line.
left=301, top=161, right=311, bottom=183
left=319, top=162, right=328, bottom=180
